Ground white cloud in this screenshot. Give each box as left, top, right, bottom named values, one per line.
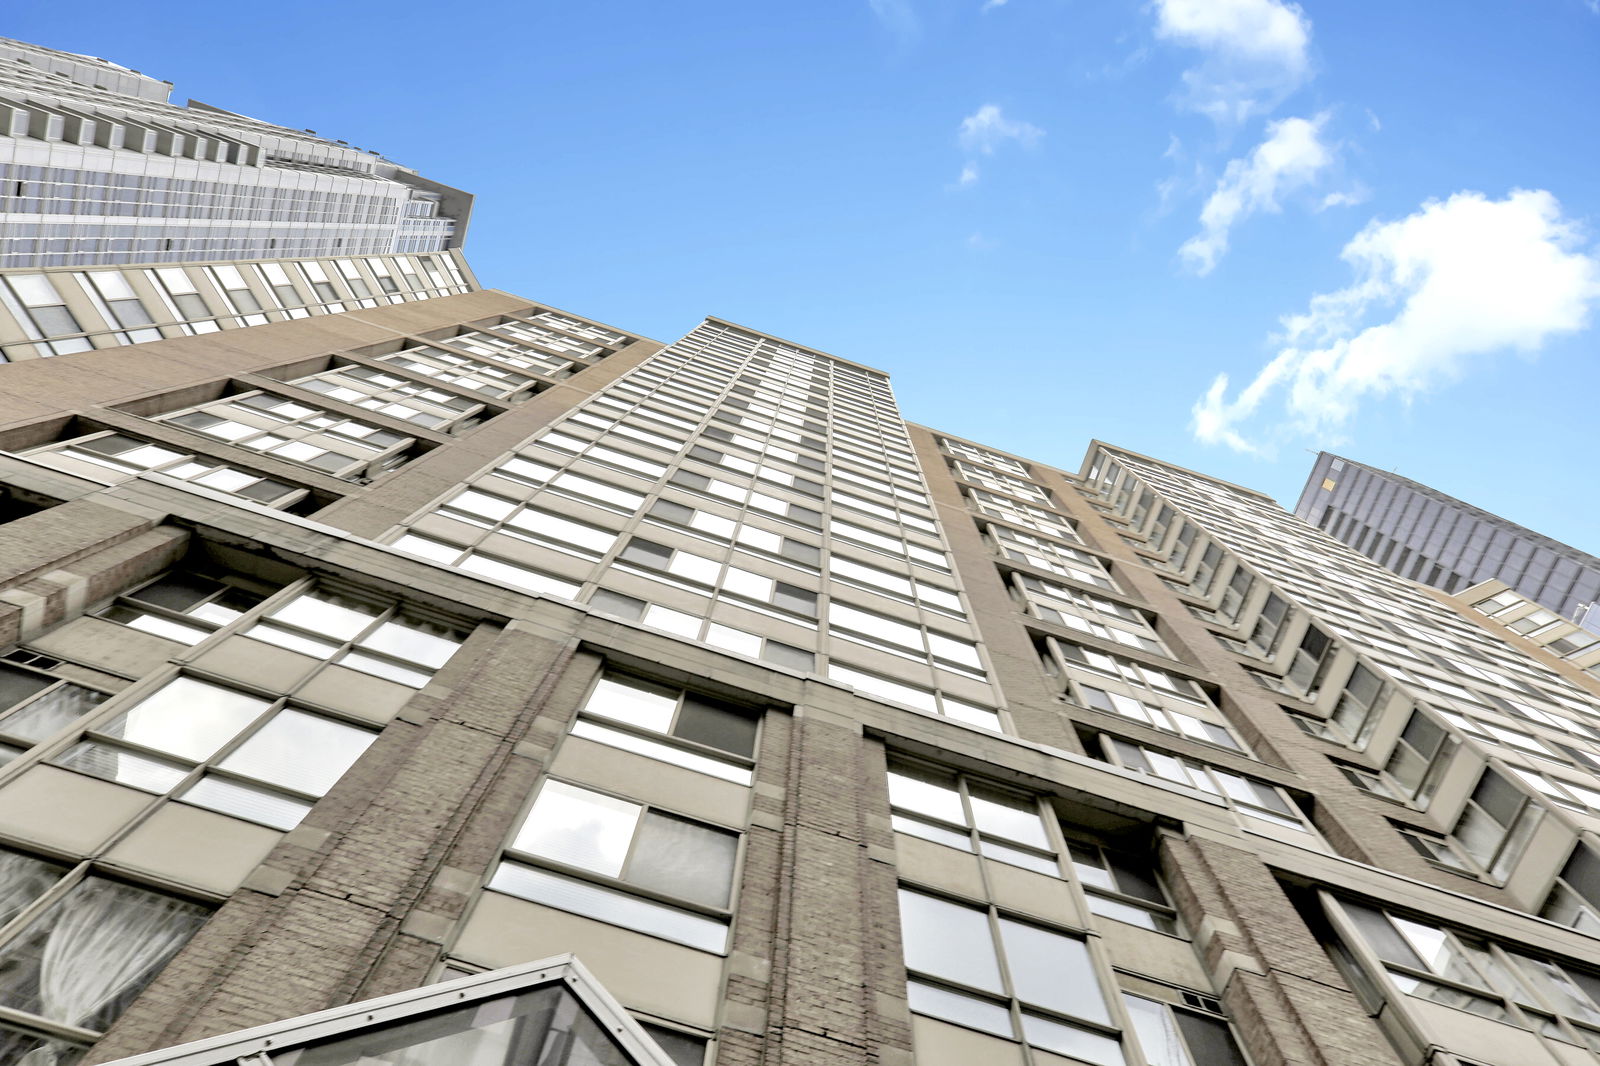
left=958, top=104, right=1044, bottom=154
left=1179, top=114, right=1333, bottom=274
left=952, top=105, right=1042, bottom=188
left=982, top=0, right=1008, bottom=9
left=1192, top=190, right=1600, bottom=453
left=1152, top=0, right=1313, bottom=122
left=868, top=0, right=918, bottom=42
left=1319, top=186, right=1369, bottom=210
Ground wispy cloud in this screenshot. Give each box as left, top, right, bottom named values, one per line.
left=959, top=104, right=1044, bottom=154
left=953, top=104, right=1043, bottom=185
left=1192, top=190, right=1600, bottom=453
left=981, top=0, right=1008, bottom=10
left=1179, top=114, right=1332, bottom=274
left=868, top=0, right=918, bottom=44
left=1318, top=186, right=1369, bottom=210
left=1152, top=0, right=1313, bottom=123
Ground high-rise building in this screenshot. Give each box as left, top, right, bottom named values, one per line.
left=0, top=37, right=476, bottom=361
left=3, top=284, right=1600, bottom=1066
left=5, top=32, right=1600, bottom=1066
left=1295, top=450, right=1600, bottom=623
left=1451, top=580, right=1600, bottom=689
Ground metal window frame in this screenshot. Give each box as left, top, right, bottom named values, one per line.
left=97, top=955, right=679, bottom=1066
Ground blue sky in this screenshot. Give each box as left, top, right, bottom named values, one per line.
left=13, top=1, right=1600, bottom=549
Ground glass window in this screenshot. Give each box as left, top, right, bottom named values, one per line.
left=1452, top=769, right=1544, bottom=881
left=898, top=888, right=1120, bottom=1065
left=243, top=588, right=465, bottom=687
left=1069, top=842, right=1179, bottom=933
left=1333, top=899, right=1521, bottom=1022
left=493, top=779, right=738, bottom=950
left=1076, top=685, right=1240, bottom=751
left=887, top=761, right=1057, bottom=875
left=573, top=674, right=759, bottom=785
left=24, top=432, right=305, bottom=507
left=0, top=658, right=109, bottom=749
left=0, top=849, right=207, bottom=1062
left=158, top=394, right=414, bottom=481
left=1123, top=994, right=1249, bottom=1066
left=1051, top=640, right=1203, bottom=703
left=58, top=676, right=375, bottom=830
left=1105, top=738, right=1310, bottom=832
left=826, top=662, right=1001, bottom=730
left=1541, top=844, right=1600, bottom=935
left=98, top=570, right=271, bottom=646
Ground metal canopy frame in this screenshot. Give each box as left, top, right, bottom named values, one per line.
left=98, top=955, right=680, bottom=1066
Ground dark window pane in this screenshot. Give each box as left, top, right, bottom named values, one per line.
left=0, top=665, right=52, bottom=712
left=1107, top=852, right=1166, bottom=905
left=1341, top=901, right=1423, bottom=968
left=620, top=538, right=673, bottom=568
left=75, top=434, right=141, bottom=457
left=1174, top=1009, right=1249, bottom=1066
left=671, top=471, right=710, bottom=491
left=238, top=478, right=295, bottom=502
left=649, top=499, right=695, bottom=525
left=772, top=583, right=817, bottom=616
left=128, top=573, right=223, bottom=612
left=1564, top=845, right=1600, bottom=906
left=305, top=452, right=350, bottom=472
left=589, top=590, right=646, bottom=621
left=1400, top=711, right=1445, bottom=757
left=1473, top=770, right=1523, bottom=827
left=763, top=641, right=814, bottom=672
left=674, top=696, right=757, bottom=757
left=780, top=539, right=821, bottom=565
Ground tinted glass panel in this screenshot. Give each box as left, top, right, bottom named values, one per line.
left=674, top=697, right=757, bottom=757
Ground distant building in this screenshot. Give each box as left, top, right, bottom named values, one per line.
left=1294, top=450, right=1600, bottom=619
left=0, top=36, right=474, bottom=361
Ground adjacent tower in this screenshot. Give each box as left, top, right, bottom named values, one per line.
left=0, top=36, right=475, bottom=361
left=1295, top=450, right=1600, bottom=624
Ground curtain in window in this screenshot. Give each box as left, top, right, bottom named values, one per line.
left=0, top=852, right=61, bottom=929
left=34, top=879, right=206, bottom=1031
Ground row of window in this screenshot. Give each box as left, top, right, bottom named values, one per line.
left=0, top=255, right=468, bottom=359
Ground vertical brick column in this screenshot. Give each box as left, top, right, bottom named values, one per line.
left=88, top=619, right=579, bottom=1062
left=1161, top=834, right=1404, bottom=1066
left=724, top=685, right=914, bottom=1066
